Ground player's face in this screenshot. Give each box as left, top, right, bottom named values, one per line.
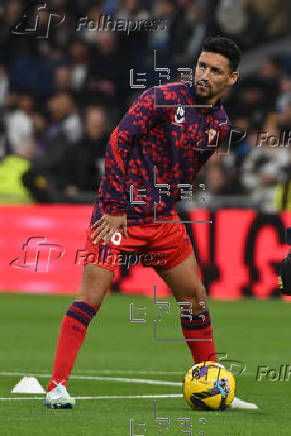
left=195, top=51, right=239, bottom=104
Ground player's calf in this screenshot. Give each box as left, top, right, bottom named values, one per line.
left=46, top=264, right=114, bottom=407
left=156, top=253, right=216, bottom=364
left=177, top=286, right=216, bottom=363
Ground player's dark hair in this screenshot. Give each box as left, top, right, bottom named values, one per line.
left=200, top=36, right=241, bottom=72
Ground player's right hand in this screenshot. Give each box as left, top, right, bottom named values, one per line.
left=90, top=214, right=128, bottom=245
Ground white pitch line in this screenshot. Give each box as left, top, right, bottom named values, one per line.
left=1, top=369, right=184, bottom=375
left=0, top=394, right=183, bottom=401
left=0, top=372, right=182, bottom=386
left=75, top=370, right=184, bottom=375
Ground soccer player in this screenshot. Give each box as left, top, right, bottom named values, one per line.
left=45, top=36, right=257, bottom=409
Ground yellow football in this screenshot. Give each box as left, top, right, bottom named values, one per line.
left=182, top=361, right=235, bottom=411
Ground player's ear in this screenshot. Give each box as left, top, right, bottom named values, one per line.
left=228, top=71, right=239, bottom=86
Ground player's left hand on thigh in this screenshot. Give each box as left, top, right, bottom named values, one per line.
left=90, top=214, right=128, bottom=244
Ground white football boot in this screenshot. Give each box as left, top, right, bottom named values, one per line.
left=230, top=397, right=258, bottom=409
left=44, top=381, right=76, bottom=409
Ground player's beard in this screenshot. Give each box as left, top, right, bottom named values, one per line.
left=195, top=89, right=213, bottom=105
left=195, top=83, right=214, bottom=105
left=195, top=84, right=219, bottom=105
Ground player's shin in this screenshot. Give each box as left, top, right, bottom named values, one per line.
left=180, top=310, right=216, bottom=364
left=48, top=301, right=99, bottom=391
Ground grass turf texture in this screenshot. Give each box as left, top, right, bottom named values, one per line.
left=0, top=293, right=290, bottom=436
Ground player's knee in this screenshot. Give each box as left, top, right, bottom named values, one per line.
left=77, top=265, right=113, bottom=307
left=178, top=285, right=208, bottom=313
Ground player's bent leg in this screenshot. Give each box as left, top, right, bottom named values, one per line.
left=45, top=264, right=114, bottom=409
left=156, top=253, right=258, bottom=410
left=155, top=251, right=216, bottom=364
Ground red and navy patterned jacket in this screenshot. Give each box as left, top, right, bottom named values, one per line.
left=91, top=82, right=231, bottom=226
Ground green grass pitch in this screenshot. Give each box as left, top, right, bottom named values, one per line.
left=0, top=293, right=290, bottom=436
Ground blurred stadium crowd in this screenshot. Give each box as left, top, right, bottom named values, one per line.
left=0, top=0, right=290, bottom=211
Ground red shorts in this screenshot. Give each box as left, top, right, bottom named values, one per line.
left=84, top=212, right=193, bottom=275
